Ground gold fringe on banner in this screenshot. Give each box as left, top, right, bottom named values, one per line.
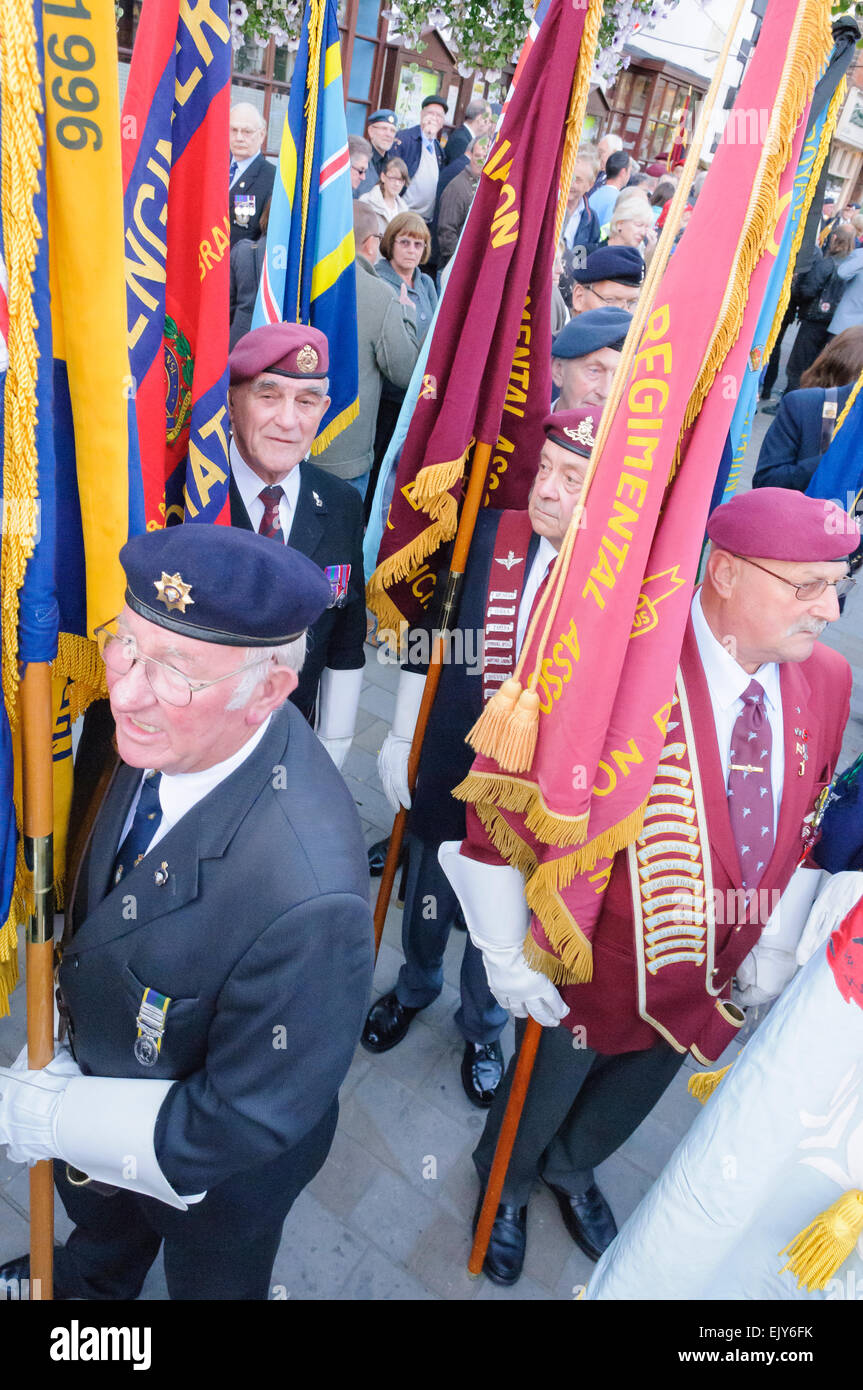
left=779, top=1189, right=863, bottom=1291
left=761, top=76, right=846, bottom=376
left=466, top=0, right=832, bottom=882
left=475, top=802, right=538, bottom=880
left=311, top=396, right=359, bottom=454
left=365, top=441, right=470, bottom=624
left=523, top=881, right=593, bottom=983
left=54, top=633, right=109, bottom=722
left=0, top=0, right=44, bottom=1015
left=687, top=1063, right=732, bottom=1104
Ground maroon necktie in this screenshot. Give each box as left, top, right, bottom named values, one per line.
left=258, top=485, right=284, bottom=541
left=727, top=678, right=774, bottom=889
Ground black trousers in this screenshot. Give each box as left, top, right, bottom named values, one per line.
left=473, top=1019, right=685, bottom=1207
left=53, top=1101, right=338, bottom=1300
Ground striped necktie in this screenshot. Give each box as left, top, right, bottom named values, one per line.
left=727, top=679, right=774, bottom=890
left=229, top=157, right=238, bottom=186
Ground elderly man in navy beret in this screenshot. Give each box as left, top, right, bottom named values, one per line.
left=0, top=525, right=373, bottom=1300
left=444, top=487, right=858, bottom=1287
left=356, top=107, right=399, bottom=197
left=363, top=409, right=601, bottom=1110
left=227, top=322, right=366, bottom=772
left=569, top=245, right=643, bottom=318
left=551, top=305, right=633, bottom=412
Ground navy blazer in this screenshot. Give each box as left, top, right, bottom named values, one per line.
left=405, top=509, right=539, bottom=844
left=230, top=153, right=275, bottom=246
left=229, top=459, right=366, bottom=719
left=59, top=703, right=373, bottom=1206
left=752, top=383, right=854, bottom=492
left=391, top=125, right=443, bottom=182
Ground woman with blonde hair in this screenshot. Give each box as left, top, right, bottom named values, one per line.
left=606, top=188, right=657, bottom=260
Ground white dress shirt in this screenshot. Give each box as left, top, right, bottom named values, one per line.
left=230, top=440, right=302, bottom=541
left=691, top=589, right=784, bottom=831
left=516, top=536, right=558, bottom=658
left=562, top=199, right=584, bottom=250
left=117, top=716, right=273, bottom=858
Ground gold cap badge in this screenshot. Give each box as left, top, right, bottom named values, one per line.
left=154, top=571, right=195, bottom=613
left=563, top=418, right=596, bottom=448
left=296, top=344, right=319, bottom=374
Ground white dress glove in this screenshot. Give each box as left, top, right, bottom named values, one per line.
left=0, top=1048, right=81, bottom=1164
left=316, top=666, right=365, bottom=771
left=734, top=865, right=823, bottom=1007
left=0, top=1043, right=198, bottom=1210
left=438, top=841, right=568, bottom=1027
left=377, top=670, right=426, bottom=813
left=796, top=870, right=863, bottom=967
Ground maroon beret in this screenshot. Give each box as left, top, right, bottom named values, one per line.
left=229, top=323, right=329, bottom=384
left=707, top=488, right=859, bottom=561
left=644, top=162, right=667, bottom=177
left=543, top=406, right=599, bottom=458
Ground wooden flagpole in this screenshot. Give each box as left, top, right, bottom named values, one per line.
left=374, top=440, right=494, bottom=956
left=21, top=661, right=55, bottom=1300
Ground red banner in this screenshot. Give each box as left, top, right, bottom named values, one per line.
left=460, top=0, right=832, bottom=983
left=366, top=0, right=602, bottom=632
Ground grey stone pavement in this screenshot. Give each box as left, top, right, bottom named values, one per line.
left=1, top=327, right=861, bottom=1301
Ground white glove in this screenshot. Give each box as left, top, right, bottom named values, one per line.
left=438, top=841, right=568, bottom=1027
left=318, top=735, right=352, bottom=771
left=734, top=866, right=823, bottom=1007
left=377, top=670, right=426, bottom=813
left=0, top=1047, right=198, bottom=1211
left=0, top=1048, right=81, bottom=1164
left=796, top=870, right=863, bottom=966
left=316, top=666, right=364, bottom=769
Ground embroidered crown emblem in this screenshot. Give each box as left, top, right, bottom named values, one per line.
left=154, top=571, right=194, bottom=613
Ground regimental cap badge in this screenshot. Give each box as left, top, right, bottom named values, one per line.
left=296, top=344, right=319, bottom=374
left=563, top=418, right=596, bottom=449
left=154, top=571, right=195, bottom=613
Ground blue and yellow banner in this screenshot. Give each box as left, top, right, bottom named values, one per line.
left=253, top=0, right=358, bottom=450
left=716, top=24, right=855, bottom=505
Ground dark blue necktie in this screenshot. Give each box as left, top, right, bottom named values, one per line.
left=112, top=772, right=162, bottom=886
left=229, top=157, right=238, bottom=185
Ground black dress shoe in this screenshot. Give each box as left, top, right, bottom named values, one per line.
left=543, top=1179, right=618, bottom=1262
left=461, top=1040, right=504, bottom=1107
left=367, top=836, right=408, bottom=876
left=0, top=1249, right=70, bottom=1299
left=472, top=1188, right=527, bottom=1286
left=361, top=989, right=420, bottom=1053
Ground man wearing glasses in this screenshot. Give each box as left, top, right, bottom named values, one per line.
left=0, top=524, right=373, bottom=1299
left=447, top=488, right=859, bottom=1287
left=568, top=245, right=644, bottom=318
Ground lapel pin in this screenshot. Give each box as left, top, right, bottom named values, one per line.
left=154, top=861, right=169, bottom=886
left=312, top=490, right=323, bottom=509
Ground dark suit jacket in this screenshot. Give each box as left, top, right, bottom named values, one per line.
left=560, top=619, right=851, bottom=1061
left=406, top=509, right=539, bottom=844
left=229, top=237, right=267, bottom=349
left=58, top=704, right=373, bottom=1211
left=442, top=124, right=472, bottom=167
left=230, top=153, right=275, bottom=246
left=391, top=126, right=444, bottom=182
left=752, top=383, right=854, bottom=492
left=229, top=459, right=366, bottom=719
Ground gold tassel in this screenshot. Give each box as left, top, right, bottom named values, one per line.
left=495, top=686, right=541, bottom=773
left=311, top=396, right=360, bottom=454
left=687, top=1063, right=731, bottom=1104
left=467, top=678, right=522, bottom=756
left=779, top=1190, right=863, bottom=1292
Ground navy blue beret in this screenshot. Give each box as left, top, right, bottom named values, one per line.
left=552, top=306, right=633, bottom=359
left=572, top=245, right=645, bottom=287
left=368, top=109, right=397, bottom=126
left=120, top=526, right=332, bottom=647
left=421, top=94, right=447, bottom=111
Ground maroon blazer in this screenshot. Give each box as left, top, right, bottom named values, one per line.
left=560, top=618, right=851, bottom=1061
